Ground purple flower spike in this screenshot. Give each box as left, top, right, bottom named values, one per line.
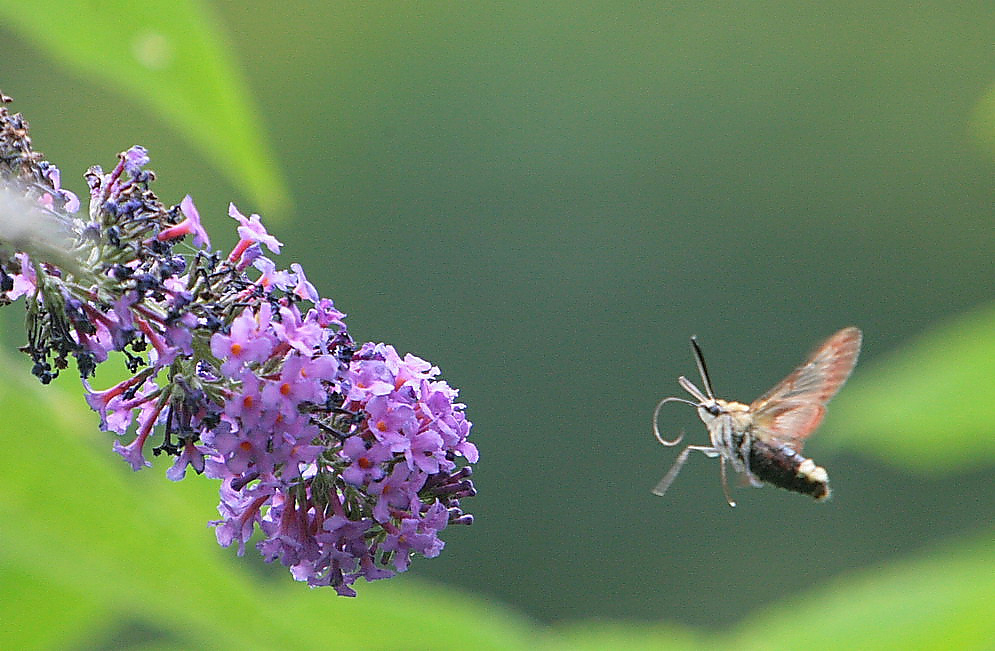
left=0, top=91, right=476, bottom=595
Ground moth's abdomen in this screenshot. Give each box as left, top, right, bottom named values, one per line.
left=748, top=440, right=831, bottom=500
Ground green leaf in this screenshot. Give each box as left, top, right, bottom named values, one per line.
left=540, top=620, right=702, bottom=651
left=969, top=83, right=995, bottom=157
left=0, top=354, right=535, bottom=650
left=824, top=302, right=995, bottom=474
left=728, top=530, right=995, bottom=651
left=534, top=531, right=995, bottom=650
left=0, top=0, right=289, bottom=215
left=0, top=565, right=111, bottom=650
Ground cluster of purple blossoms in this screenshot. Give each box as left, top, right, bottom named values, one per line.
left=0, top=92, right=477, bottom=595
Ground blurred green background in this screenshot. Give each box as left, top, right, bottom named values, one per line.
left=1, top=2, right=992, bottom=649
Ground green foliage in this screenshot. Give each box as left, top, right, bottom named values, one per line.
left=0, top=0, right=289, bottom=214
left=729, top=532, right=995, bottom=651
left=826, top=302, right=995, bottom=473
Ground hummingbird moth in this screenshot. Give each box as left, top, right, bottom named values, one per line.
left=652, top=327, right=861, bottom=506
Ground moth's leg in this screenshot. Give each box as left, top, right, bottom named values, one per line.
left=720, top=456, right=737, bottom=507
left=652, top=445, right=719, bottom=497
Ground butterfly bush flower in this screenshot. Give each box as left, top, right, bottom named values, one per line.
left=0, top=92, right=477, bottom=595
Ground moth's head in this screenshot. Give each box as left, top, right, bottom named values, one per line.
left=697, top=399, right=750, bottom=427
left=696, top=399, right=722, bottom=425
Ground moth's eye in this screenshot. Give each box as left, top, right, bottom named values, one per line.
left=706, top=403, right=721, bottom=416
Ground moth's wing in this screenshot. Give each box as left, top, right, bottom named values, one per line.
left=752, top=401, right=826, bottom=449
left=752, top=327, right=862, bottom=407
left=750, top=327, right=861, bottom=448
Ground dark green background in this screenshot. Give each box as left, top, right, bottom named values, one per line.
left=2, top=2, right=992, bottom=627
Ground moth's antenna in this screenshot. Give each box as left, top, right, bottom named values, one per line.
left=689, top=336, right=715, bottom=399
